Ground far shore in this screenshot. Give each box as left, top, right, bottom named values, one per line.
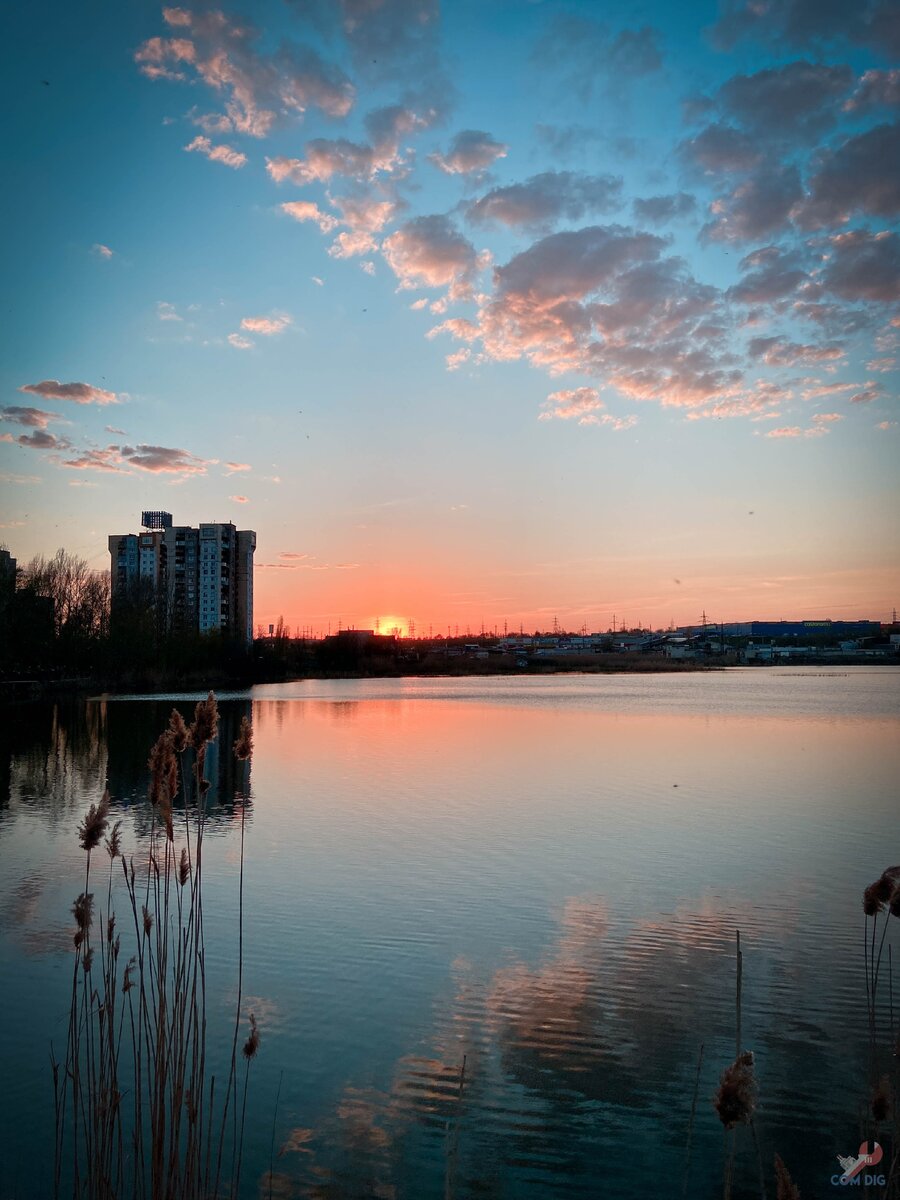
left=11, top=651, right=900, bottom=702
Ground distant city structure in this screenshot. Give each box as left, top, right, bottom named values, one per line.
left=109, top=517, right=256, bottom=645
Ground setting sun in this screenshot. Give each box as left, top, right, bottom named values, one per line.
left=372, top=616, right=407, bottom=638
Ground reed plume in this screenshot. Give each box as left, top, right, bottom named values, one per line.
left=715, top=1051, right=756, bottom=1129
left=54, top=693, right=259, bottom=1200
left=774, top=1154, right=800, bottom=1200
left=78, top=791, right=110, bottom=852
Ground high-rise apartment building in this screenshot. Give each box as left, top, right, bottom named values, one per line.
left=109, top=513, right=256, bottom=644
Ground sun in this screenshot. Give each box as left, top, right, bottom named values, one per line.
left=375, top=615, right=407, bottom=638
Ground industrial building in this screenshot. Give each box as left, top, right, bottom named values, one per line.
left=719, top=620, right=881, bottom=639
left=109, top=512, right=256, bottom=645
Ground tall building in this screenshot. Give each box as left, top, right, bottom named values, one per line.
left=109, top=513, right=256, bottom=644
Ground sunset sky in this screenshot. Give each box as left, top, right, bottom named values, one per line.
left=2, top=0, right=898, bottom=634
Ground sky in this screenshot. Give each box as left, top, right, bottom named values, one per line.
left=1, top=0, right=898, bottom=635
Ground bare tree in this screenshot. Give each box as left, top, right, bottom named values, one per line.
left=20, top=549, right=110, bottom=641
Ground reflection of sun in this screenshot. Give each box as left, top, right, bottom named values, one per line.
left=375, top=615, right=406, bottom=637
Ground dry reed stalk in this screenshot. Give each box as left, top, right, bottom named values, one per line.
left=53, top=695, right=259, bottom=1200
left=682, top=1042, right=704, bottom=1198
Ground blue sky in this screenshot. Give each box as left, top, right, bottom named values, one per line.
left=1, top=0, right=898, bottom=632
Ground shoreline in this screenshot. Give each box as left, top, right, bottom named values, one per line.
left=5, top=654, right=898, bottom=702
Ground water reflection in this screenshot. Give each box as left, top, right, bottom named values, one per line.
left=0, top=699, right=107, bottom=819
left=1, top=673, right=897, bottom=1199
left=2, top=697, right=253, bottom=829
left=269, top=887, right=892, bottom=1199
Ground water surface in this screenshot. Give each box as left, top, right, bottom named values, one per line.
left=1, top=668, right=898, bottom=1198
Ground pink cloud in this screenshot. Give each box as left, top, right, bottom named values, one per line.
left=430, top=129, right=508, bottom=175
left=1, top=406, right=63, bottom=429
left=184, top=135, right=247, bottom=169
left=382, top=215, right=487, bottom=297
left=765, top=426, right=804, bottom=438
left=240, top=312, right=292, bottom=335
left=20, top=380, right=118, bottom=406
left=748, top=337, right=844, bottom=367
left=445, top=348, right=471, bottom=371
left=16, top=430, right=72, bottom=451
left=136, top=9, right=354, bottom=135
left=329, top=231, right=378, bottom=259
left=539, top=387, right=605, bottom=422
left=229, top=494, right=249, bottom=503
left=280, top=201, right=339, bottom=233
left=228, top=333, right=253, bottom=350
left=225, top=461, right=251, bottom=474
left=62, top=444, right=216, bottom=475
left=92, top=243, right=114, bottom=259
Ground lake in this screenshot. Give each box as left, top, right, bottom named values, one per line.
left=1, top=667, right=898, bottom=1198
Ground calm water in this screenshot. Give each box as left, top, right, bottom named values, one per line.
left=1, top=667, right=898, bottom=1198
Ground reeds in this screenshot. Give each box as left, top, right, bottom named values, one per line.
left=52, top=692, right=259, bottom=1199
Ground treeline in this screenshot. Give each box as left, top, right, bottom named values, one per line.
left=0, top=548, right=254, bottom=687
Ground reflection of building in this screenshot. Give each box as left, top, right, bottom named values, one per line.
left=105, top=698, right=252, bottom=814
left=109, top=515, right=256, bottom=644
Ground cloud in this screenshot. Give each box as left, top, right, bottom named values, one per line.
left=19, top=380, right=118, bottom=406
left=632, top=193, right=697, bottom=225
left=801, top=380, right=862, bottom=399
left=715, top=61, right=853, bottom=140
left=240, top=312, right=292, bottom=335
left=709, top=0, right=900, bottom=58
left=812, top=411, right=843, bottom=423
left=228, top=332, right=253, bottom=350
left=225, top=461, right=251, bottom=474
left=464, top=224, right=740, bottom=410
left=1, top=406, right=63, bottom=429
left=467, top=172, right=623, bottom=231
left=845, top=69, right=900, bottom=112
left=306, top=0, right=443, bottom=89
left=867, top=356, right=897, bottom=371
left=184, top=135, right=247, bottom=169
left=821, top=229, right=900, bottom=302
left=702, top=165, right=803, bottom=241
left=765, top=426, right=801, bottom=438
left=267, top=107, right=426, bottom=187
left=278, top=552, right=308, bottom=560
left=849, top=384, right=884, bottom=403
left=16, top=430, right=72, bottom=451
left=157, top=301, right=182, bottom=322
left=311, top=275, right=324, bottom=286
left=105, top=425, right=127, bottom=435
left=280, top=200, right=339, bottom=232
left=445, top=348, right=470, bottom=370
left=0, top=472, right=41, bottom=484
left=62, top=443, right=216, bottom=475
left=136, top=8, right=354, bottom=136
left=229, top=494, right=249, bottom=503
left=382, top=215, right=487, bottom=296
left=430, top=130, right=508, bottom=175
left=535, top=17, right=662, bottom=101
left=728, top=246, right=808, bottom=305
left=799, top=123, right=900, bottom=227
left=92, top=243, right=114, bottom=259
left=539, top=387, right=605, bottom=422
left=427, top=318, right=480, bottom=342
left=876, top=420, right=898, bottom=429
left=329, top=231, right=378, bottom=259
left=678, top=123, right=761, bottom=175
left=748, top=336, right=844, bottom=366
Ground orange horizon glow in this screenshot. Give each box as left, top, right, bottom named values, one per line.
left=253, top=563, right=899, bottom=639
